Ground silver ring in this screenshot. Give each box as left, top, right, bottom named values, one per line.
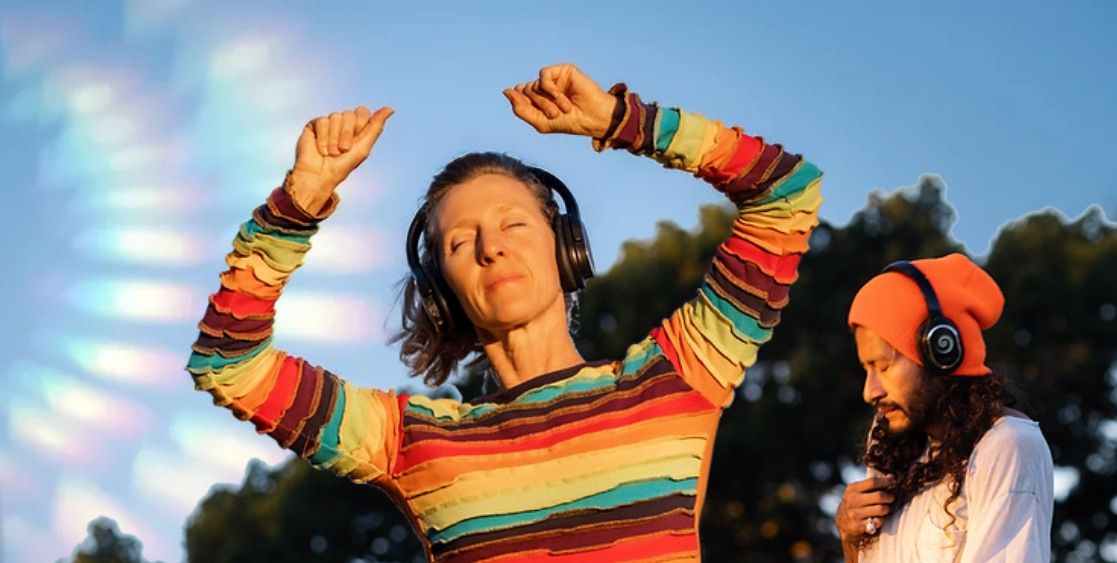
left=864, top=517, right=879, bottom=535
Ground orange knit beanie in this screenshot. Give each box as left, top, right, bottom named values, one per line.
left=848, top=253, right=1005, bottom=376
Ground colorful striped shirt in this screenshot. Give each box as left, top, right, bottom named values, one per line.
left=187, top=86, right=823, bottom=561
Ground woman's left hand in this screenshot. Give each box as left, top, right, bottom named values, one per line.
left=504, top=63, right=618, bottom=138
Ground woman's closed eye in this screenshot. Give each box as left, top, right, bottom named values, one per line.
left=449, top=236, right=474, bottom=253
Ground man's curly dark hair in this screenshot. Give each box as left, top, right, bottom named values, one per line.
left=858, top=370, right=1018, bottom=548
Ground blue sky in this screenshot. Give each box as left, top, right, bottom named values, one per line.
left=1, top=1, right=1114, bottom=561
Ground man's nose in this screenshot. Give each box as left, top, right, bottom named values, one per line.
left=862, top=371, right=885, bottom=405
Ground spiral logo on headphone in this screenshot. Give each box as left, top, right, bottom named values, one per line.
left=926, top=323, right=962, bottom=369
left=933, top=331, right=955, bottom=354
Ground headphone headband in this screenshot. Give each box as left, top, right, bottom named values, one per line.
left=881, top=260, right=963, bottom=374
left=882, top=261, right=945, bottom=317
left=528, top=166, right=581, bottom=218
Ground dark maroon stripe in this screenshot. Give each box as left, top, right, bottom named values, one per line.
left=611, top=92, right=645, bottom=150
left=636, top=102, right=658, bottom=155
left=403, top=368, right=694, bottom=446
left=293, top=369, right=338, bottom=458
left=434, top=493, right=695, bottom=554
left=727, top=151, right=803, bottom=205
left=439, top=508, right=696, bottom=562
left=253, top=204, right=317, bottom=234
left=200, top=303, right=274, bottom=330
left=192, top=332, right=267, bottom=355
left=720, top=142, right=782, bottom=199
left=271, top=359, right=319, bottom=448
left=755, top=152, right=802, bottom=192
left=470, top=360, right=615, bottom=406
left=269, top=186, right=317, bottom=224
left=402, top=357, right=677, bottom=434
left=706, top=269, right=782, bottom=326
left=714, top=247, right=791, bottom=304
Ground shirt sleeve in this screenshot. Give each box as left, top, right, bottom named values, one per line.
left=595, top=85, right=823, bottom=407
left=184, top=180, right=402, bottom=485
left=958, top=419, right=1055, bottom=563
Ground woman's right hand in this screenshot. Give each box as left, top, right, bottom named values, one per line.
left=290, top=105, right=394, bottom=215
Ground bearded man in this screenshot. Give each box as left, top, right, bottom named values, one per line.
left=835, top=254, right=1054, bottom=562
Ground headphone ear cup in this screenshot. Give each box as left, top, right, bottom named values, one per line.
left=412, top=262, right=447, bottom=334
left=413, top=260, right=468, bottom=335
left=918, top=315, right=964, bottom=374
left=566, top=216, right=594, bottom=287
left=552, top=214, right=578, bottom=293
left=552, top=214, right=594, bottom=292
left=549, top=213, right=594, bottom=292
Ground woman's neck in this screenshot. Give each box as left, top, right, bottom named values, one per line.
left=479, top=304, right=585, bottom=389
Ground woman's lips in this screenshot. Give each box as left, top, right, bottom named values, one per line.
left=485, top=274, right=524, bottom=291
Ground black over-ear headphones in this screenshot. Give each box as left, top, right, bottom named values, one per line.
left=881, top=261, right=964, bottom=375
left=406, top=167, right=594, bottom=335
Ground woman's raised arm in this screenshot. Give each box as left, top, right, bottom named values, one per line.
left=185, top=107, right=405, bottom=484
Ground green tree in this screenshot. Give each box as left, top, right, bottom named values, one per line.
left=184, top=459, right=423, bottom=563
left=983, top=205, right=1117, bottom=561
left=61, top=517, right=157, bottom=563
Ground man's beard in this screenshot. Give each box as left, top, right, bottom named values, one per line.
left=876, top=375, right=945, bottom=437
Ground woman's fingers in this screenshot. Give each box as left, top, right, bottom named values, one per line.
left=348, top=106, right=393, bottom=158
left=327, top=112, right=344, bottom=156
left=516, top=81, right=562, bottom=119
left=355, top=105, right=372, bottom=132
left=313, top=116, right=330, bottom=156
left=505, top=85, right=549, bottom=131
left=339, top=111, right=357, bottom=152
left=538, top=66, right=573, bottom=112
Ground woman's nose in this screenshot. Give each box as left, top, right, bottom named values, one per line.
left=476, top=231, right=506, bottom=263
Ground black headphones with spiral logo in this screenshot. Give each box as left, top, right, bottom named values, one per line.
left=405, top=167, right=594, bottom=335
left=882, top=261, right=964, bottom=375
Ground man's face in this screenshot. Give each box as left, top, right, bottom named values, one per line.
left=855, top=327, right=940, bottom=436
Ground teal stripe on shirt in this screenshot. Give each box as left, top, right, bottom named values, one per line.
left=186, top=338, right=273, bottom=372
left=760, top=161, right=820, bottom=204
left=245, top=219, right=313, bottom=244
left=514, top=373, right=616, bottom=405
left=310, top=384, right=347, bottom=464
left=429, top=477, right=699, bottom=544
left=621, top=339, right=660, bottom=376
left=655, top=108, right=681, bottom=152
left=699, top=285, right=773, bottom=343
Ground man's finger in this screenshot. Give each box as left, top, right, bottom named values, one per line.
left=851, top=477, right=894, bottom=493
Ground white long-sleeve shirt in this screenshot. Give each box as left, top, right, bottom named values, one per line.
left=859, top=415, right=1054, bottom=563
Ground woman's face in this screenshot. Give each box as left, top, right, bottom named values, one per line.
left=432, top=173, right=565, bottom=335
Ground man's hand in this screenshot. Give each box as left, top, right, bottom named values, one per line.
left=289, top=105, right=393, bottom=214
left=503, top=63, right=618, bottom=138
left=835, top=476, right=895, bottom=548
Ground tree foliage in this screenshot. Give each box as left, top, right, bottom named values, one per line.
left=60, top=517, right=156, bottom=563
left=178, top=176, right=1116, bottom=562
left=183, top=459, right=424, bottom=563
